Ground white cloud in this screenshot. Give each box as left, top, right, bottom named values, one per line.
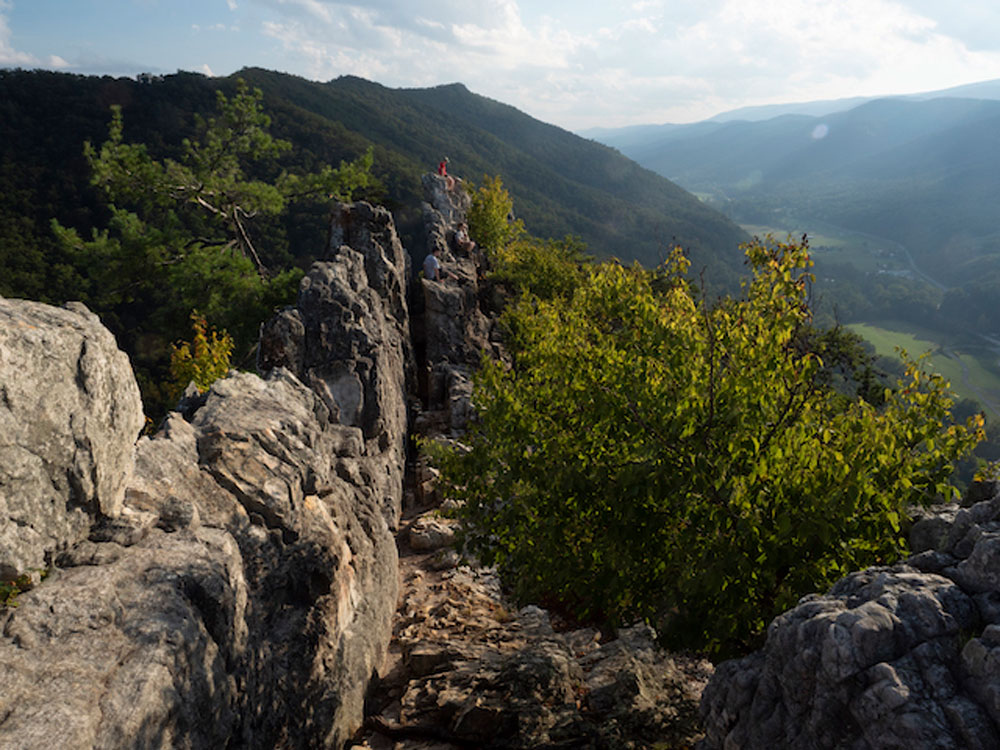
left=227, top=0, right=238, bottom=9
left=200, top=63, right=215, bottom=75
left=673, top=0, right=1000, bottom=108
left=193, top=22, right=231, bottom=32
left=274, top=0, right=335, bottom=25
left=258, top=0, right=585, bottom=86
left=243, top=0, right=1000, bottom=129
left=540, top=0, right=1000, bottom=127
left=0, top=1, right=38, bottom=66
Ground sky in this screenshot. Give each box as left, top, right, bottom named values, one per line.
left=4, top=0, right=1000, bottom=131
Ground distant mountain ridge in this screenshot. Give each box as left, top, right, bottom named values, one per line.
left=582, top=77, right=1000, bottom=135
left=587, top=89, right=1000, bottom=286
left=250, top=68, right=749, bottom=278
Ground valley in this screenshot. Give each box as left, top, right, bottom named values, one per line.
left=742, top=220, right=1000, bottom=416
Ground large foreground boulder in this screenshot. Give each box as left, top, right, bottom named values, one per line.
left=0, top=298, right=144, bottom=580
left=0, top=366, right=399, bottom=749
left=700, top=484, right=1000, bottom=749
left=0, top=202, right=413, bottom=747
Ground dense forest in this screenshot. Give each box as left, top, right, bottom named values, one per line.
left=0, top=66, right=749, bottom=297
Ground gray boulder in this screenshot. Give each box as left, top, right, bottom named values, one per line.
left=0, top=298, right=144, bottom=579
left=700, top=484, right=1000, bottom=749
left=0, top=366, right=399, bottom=750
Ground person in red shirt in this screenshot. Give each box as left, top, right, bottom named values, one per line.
left=437, top=157, right=455, bottom=190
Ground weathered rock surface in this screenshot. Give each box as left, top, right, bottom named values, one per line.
left=0, top=364, right=398, bottom=750
left=259, top=200, right=413, bottom=526
left=0, top=202, right=413, bottom=748
left=700, top=483, right=1000, bottom=749
left=415, top=173, right=496, bottom=437
left=0, top=298, right=144, bottom=580
left=2, top=181, right=718, bottom=750
left=421, top=173, right=470, bottom=231
left=355, top=517, right=713, bottom=750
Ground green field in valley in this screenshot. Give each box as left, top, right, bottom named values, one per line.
left=847, top=321, right=1000, bottom=417
left=740, top=224, right=909, bottom=274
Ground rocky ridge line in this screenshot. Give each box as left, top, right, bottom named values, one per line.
left=351, top=173, right=714, bottom=750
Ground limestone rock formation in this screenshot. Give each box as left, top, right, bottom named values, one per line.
left=0, top=201, right=412, bottom=748
left=415, top=172, right=495, bottom=438
left=1, top=180, right=718, bottom=750
left=259, top=200, right=413, bottom=526
left=0, top=298, right=144, bottom=580
left=0, top=363, right=398, bottom=750
left=700, top=483, right=1000, bottom=750
left=421, top=172, right=470, bottom=230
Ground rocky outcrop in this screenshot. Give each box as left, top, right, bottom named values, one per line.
left=0, top=203, right=412, bottom=748
left=1, top=370, right=398, bottom=749
left=259, top=201, right=413, bottom=526
left=421, top=173, right=470, bottom=231
left=355, top=516, right=713, bottom=750
left=352, top=175, right=714, bottom=748
left=2, top=182, right=715, bottom=750
left=415, top=173, right=497, bottom=437
left=700, top=482, right=1000, bottom=750
left=0, top=298, right=144, bottom=580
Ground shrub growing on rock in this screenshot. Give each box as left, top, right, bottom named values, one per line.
left=437, top=236, right=984, bottom=656
left=169, top=310, right=234, bottom=398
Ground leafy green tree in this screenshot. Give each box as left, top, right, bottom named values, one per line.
left=466, top=175, right=525, bottom=256
left=82, top=79, right=375, bottom=274
left=489, top=234, right=589, bottom=302
left=437, top=236, right=984, bottom=656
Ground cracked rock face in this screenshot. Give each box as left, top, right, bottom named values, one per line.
left=0, top=298, right=144, bottom=579
left=0, top=201, right=413, bottom=748
left=0, top=367, right=400, bottom=750
left=700, top=485, right=1000, bottom=750
left=259, top=201, right=413, bottom=527
left=415, top=174, right=497, bottom=440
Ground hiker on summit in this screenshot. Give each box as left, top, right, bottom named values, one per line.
left=437, top=157, right=455, bottom=190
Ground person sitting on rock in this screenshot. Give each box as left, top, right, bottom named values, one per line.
left=423, top=246, right=456, bottom=282
left=452, top=222, right=476, bottom=255
left=437, top=157, right=455, bottom=190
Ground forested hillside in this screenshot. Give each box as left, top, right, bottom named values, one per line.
left=0, top=66, right=748, bottom=305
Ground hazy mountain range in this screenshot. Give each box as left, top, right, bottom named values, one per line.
left=588, top=80, right=1000, bottom=287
